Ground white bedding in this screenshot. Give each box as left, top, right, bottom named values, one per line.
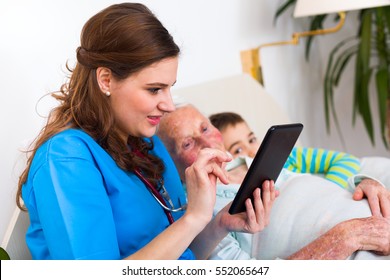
left=251, top=156, right=390, bottom=260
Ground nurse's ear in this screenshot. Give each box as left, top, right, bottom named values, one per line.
left=96, top=67, right=112, bottom=97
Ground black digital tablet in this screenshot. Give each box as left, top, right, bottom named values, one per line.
left=228, top=123, right=303, bottom=215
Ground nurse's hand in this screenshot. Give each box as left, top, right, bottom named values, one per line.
left=184, top=148, right=232, bottom=227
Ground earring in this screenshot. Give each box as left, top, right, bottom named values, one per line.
left=105, top=91, right=111, bottom=97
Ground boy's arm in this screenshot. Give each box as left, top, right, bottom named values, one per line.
left=284, top=147, right=360, bottom=189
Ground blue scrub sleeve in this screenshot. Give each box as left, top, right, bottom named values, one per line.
left=33, top=157, right=120, bottom=259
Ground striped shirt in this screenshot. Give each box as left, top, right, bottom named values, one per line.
left=284, top=147, right=361, bottom=189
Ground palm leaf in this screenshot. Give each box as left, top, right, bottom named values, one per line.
left=353, top=9, right=374, bottom=144
left=376, top=69, right=389, bottom=148
left=332, top=44, right=358, bottom=87
left=375, top=7, right=390, bottom=148
left=323, top=43, right=337, bottom=133
left=324, top=38, right=357, bottom=133
left=274, top=0, right=296, bottom=24
left=382, top=6, right=390, bottom=36
left=323, top=49, right=347, bottom=146
left=305, top=15, right=328, bottom=60
left=329, top=46, right=357, bottom=148
left=375, top=8, right=388, bottom=70
left=358, top=68, right=375, bottom=144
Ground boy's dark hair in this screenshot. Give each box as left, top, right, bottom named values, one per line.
left=209, top=112, right=245, bottom=131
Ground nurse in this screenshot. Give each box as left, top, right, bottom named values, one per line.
left=16, top=3, right=277, bottom=260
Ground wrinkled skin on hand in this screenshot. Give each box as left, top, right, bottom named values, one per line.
left=288, top=216, right=390, bottom=259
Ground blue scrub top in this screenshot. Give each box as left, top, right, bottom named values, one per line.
left=22, top=129, right=194, bottom=260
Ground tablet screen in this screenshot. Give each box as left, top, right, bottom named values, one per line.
left=228, top=123, right=303, bottom=214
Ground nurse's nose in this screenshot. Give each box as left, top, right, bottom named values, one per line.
left=159, top=92, right=175, bottom=113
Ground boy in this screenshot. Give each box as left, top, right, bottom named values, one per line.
left=209, top=112, right=360, bottom=189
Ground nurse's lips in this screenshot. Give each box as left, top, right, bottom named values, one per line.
left=148, top=116, right=161, bottom=126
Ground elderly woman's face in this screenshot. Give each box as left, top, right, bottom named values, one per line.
left=159, top=106, right=225, bottom=179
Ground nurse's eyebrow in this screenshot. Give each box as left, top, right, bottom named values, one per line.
left=146, top=81, right=177, bottom=87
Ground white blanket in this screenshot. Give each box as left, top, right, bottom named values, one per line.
left=211, top=156, right=390, bottom=260
left=251, top=156, right=390, bottom=260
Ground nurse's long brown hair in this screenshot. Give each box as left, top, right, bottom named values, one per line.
left=17, top=3, right=180, bottom=209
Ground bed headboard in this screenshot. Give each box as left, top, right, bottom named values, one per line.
left=172, top=73, right=292, bottom=140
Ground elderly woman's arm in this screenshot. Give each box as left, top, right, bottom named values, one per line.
left=287, top=216, right=390, bottom=259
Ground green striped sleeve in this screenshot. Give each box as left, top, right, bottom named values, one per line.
left=284, top=147, right=361, bottom=189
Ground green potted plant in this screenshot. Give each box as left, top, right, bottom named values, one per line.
left=275, top=1, right=390, bottom=148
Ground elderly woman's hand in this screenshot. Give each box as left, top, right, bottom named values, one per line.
left=218, top=180, right=279, bottom=234
left=353, top=178, right=390, bottom=218
left=287, top=216, right=390, bottom=259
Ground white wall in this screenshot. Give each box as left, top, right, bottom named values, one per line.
left=1, top=0, right=389, bottom=245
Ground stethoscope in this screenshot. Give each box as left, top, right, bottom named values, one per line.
left=132, top=150, right=187, bottom=224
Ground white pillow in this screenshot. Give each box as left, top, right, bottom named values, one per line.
left=251, top=173, right=390, bottom=260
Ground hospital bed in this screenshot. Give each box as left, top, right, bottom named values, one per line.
left=173, top=73, right=390, bottom=260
